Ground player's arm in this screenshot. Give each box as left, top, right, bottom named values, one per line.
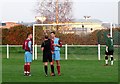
left=106, top=46, right=108, bottom=52
left=28, top=41, right=32, bottom=53
left=41, top=47, right=44, bottom=51
left=41, top=42, right=44, bottom=51
left=105, top=39, right=109, bottom=52
left=50, top=40, right=54, bottom=54
left=54, top=40, right=62, bottom=47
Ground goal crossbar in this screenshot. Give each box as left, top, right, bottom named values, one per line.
left=32, top=23, right=81, bottom=60
left=32, top=23, right=113, bottom=60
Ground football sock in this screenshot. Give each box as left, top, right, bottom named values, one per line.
left=25, top=64, right=30, bottom=75
left=44, top=66, right=48, bottom=75
left=24, top=64, right=27, bottom=74
left=27, top=65, right=30, bottom=73
left=51, top=65, right=54, bottom=74
left=57, top=66, right=60, bottom=74
left=105, top=56, right=108, bottom=64
left=111, top=61, right=113, bottom=65
left=110, top=56, right=114, bottom=65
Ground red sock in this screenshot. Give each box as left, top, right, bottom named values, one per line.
left=24, top=65, right=27, bottom=75
left=57, top=66, right=60, bottom=74
left=24, top=65, right=27, bottom=73
left=27, top=65, right=30, bottom=73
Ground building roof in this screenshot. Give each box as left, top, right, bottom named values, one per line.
left=0, top=22, right=21, bottom=29
left=18, top=22, right=35, bottom=27
left=72, top=19, right=102, bottom=23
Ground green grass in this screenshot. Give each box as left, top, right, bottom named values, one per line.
left=2, top=46, right=119, bottom=60
left=2, top=59, right=118, bottom=82
left=1, top=46, right=119, bottom=82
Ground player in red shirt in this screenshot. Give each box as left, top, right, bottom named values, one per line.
left=50, top=31, right=62, bottom=76
left=22, top=33, right=32, bottom=76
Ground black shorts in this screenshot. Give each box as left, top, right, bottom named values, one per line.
left=105, top=50, right=114, bottom=55
left=43, top=51, right=52, bottom=62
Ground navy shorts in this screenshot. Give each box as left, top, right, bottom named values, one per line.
left=105, top=50, right=114, bottom=55
left=43, top=51, right=52, bottom=62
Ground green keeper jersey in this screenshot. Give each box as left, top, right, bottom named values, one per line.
left=106, top=37, right=114, bottom=51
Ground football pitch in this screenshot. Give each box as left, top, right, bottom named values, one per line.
left=1, top=46, right=119, bottom=82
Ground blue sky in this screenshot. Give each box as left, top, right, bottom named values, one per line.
left=0, top=0, right=119, bottom=24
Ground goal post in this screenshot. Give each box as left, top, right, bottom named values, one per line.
left=32, top=23, right=112, bottom=61
left=110, top=23, right=113, bottom=38
left=32, top=23, right=78, bottom=60
left=97, top=23, right=113, bottom=61
left=32, top=23, right=71, bottom=60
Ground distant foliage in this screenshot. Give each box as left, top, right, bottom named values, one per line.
left=2, top=25, right=32, bottom=45
left=2, top=25, right=120, bottom=45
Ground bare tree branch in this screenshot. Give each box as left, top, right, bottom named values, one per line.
left=36, top=0, right=73, bottom=23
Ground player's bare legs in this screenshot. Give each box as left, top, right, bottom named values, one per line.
left=52, top=60, right=54, bottom=65
left=56, top=60, right=61, bottom=76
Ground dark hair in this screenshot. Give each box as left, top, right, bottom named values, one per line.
left=51, top=31, right=55, bottom=34
left=107, top=33, right=110, bottom=36
left=27, top=33, right=32, bottom=37
left=45, top=35, right=49, bottom=39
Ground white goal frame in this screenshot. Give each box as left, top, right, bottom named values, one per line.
left=32, top=23, right=113, bottom=60
left=32, top=23, right=75, bottom=60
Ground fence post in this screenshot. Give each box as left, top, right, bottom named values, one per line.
left=65, top=44, right=68, bottom=60
left=32, top=25, right=35, bottom=60
left=7, top=44, right=9, bottom=59
left=35, top=44, right=37, bottom=60
left=98, top=44, right=100, bottom=60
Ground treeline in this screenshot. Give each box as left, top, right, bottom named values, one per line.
left=1, top=25, right=120, bottom=45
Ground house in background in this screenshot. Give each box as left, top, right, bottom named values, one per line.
left=63, top=19, right=104, bottom=34
left=50, top=17, right=104, bottom=35
left=0, top=22, right=21, bottom=29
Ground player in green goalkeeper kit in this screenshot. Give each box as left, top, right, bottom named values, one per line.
left=105, top=33, right=114, bottom=66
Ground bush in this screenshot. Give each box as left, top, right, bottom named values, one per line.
left=2, top=26, right=120, bottom=45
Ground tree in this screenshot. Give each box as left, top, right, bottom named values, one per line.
left=36, top=0, right=73, bottom=23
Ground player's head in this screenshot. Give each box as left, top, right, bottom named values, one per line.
left=44, top=35, right=49, bottom=40
left=27, top=33, right=32, bottom=39
left=50, top=31, right=55, bottom=38
left=107, top=33, right=111, bottom=38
